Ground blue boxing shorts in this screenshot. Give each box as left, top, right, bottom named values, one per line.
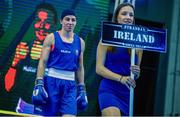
left=42, top=76, right=77, bottom=116
left=98, top=79, right=130, bottom=116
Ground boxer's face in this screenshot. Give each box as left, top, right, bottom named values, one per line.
left=117, top=6, right=134, bottom=25
left=61, top=15, right=76, bottom=32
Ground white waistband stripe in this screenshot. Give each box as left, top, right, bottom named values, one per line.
left=47, top=68, right=75, bottom=81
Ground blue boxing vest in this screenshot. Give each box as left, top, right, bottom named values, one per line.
left=47, top=31, right=81, bottom=71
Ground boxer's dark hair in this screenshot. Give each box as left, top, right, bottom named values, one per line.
left=60, top=9, right=76, bottom=20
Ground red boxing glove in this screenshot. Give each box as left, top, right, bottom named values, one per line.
left=5, top=67, right=17, bottom=92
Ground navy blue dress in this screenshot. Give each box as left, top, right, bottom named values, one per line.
left=98, top=47, right=138, bottom=116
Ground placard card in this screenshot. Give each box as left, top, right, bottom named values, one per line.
left=102, top=22, right=167, bottom=53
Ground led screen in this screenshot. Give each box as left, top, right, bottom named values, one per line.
left=0, top=0, right=111, bottom=115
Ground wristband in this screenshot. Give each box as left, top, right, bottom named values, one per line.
left=35, top=78, right=44, bottom=86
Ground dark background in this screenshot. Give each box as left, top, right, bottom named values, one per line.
left=0, top=0, right=174, bottom=116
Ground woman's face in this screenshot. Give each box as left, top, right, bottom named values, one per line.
left=117, top=6, right=134, bottom=24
